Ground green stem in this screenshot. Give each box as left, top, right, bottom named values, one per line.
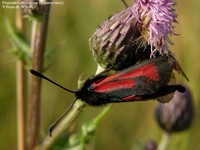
left=40, top=100, right=86, bottom=150
left=80, top=104, right=112, bottom=147
left=39, top=65, right=105, bottom=150
left=158, top=132, right=171, bottom=150
left=93, top=105, right=112, bottom=126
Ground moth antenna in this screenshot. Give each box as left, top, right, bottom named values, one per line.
left=30, top=69, right=76, bottom=93
left=48, top=99, right=78, bottom=137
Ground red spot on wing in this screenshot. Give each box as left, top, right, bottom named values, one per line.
left=95, top=73, right=119, bottom=85
left=93, top=63, right=159, bottom=89
left=93, top=79, right=135, bottom=93
left=122, top=95, right=143, bottom=101
left=120, top=63, right=159, bottom=81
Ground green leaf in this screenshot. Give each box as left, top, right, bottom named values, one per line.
left=3, top=17, right=31, bottom=62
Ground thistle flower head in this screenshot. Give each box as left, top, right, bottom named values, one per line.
left=89, top=7, right=151, bottom=70
left=133, top=0, right=178, bottom=56
left=155, top=85, right=194, bottom=133
left=89, top=0, right=178, bottom=70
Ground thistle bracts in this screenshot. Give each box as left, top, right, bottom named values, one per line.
left=89, top=7, right=152, bottom=70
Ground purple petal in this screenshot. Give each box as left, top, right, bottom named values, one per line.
left=132, top=0, right=178, bottom=56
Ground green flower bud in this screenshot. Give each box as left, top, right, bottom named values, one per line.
left=155, top=85, right=194, bottom=133
left=89, top=6, right=152, bottom=70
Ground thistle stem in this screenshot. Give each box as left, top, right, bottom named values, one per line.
left=158, top=132, right=171, bottom=150
left=40, top=101, right=87, bottom=150
left=16, top=1, right=26, bottom=150
left=27, top=1, right=51, bottom=149
left=39, top=65, right=105, bottom=149
left=16, top=60, right=26, bottom=150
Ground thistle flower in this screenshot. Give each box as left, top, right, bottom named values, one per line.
left=155, top=85, right=194, bottom=133
left=89, top=7, right=152, bottom=70
left=133, top=0, right=178, bottom=57
left=90, top=0, right=178, bottom=70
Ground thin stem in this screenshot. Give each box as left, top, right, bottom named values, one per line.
left=93, top=104, right=112, bottom=126
left=40, top=100, right=87, bottom=150
left=16, top=61, right=26, bottom=150
left=16, top=1, right=26, bottom=150
left=27, top=1, right=51, bottom=150
left=39, top=65, right=105, bottom=150
left=158, top=132, right=171, bottom=150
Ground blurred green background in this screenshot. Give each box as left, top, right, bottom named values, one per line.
left=0, top=0, right=200, bottom=149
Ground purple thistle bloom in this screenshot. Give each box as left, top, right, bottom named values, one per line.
left=132, top=0, right=178, bottom=57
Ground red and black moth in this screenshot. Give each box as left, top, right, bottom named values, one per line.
left=30, top=56, right=185, bottom=135
left=31, top=56, right=185, bottom=106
